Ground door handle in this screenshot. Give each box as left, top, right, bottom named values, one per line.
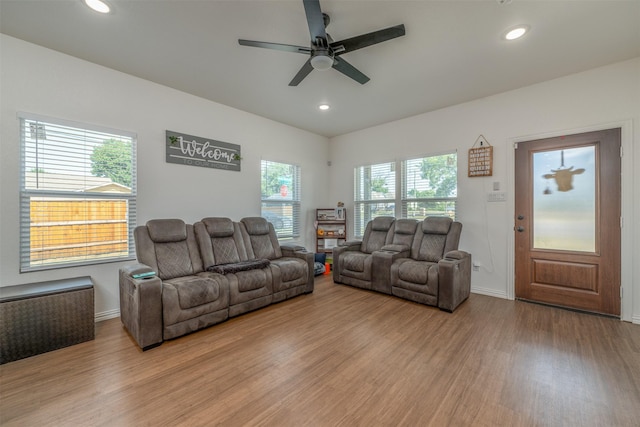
left=516, top=226, right=525, bottom=232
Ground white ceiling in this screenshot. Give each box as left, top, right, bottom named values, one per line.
left=1, top=0, right=639, bottom=138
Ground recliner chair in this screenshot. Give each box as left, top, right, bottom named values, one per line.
left=119, top=219, right=229, bottom=349
left=390, top=216, right=471, bottom=312
left=332, top=216, right=396, bottom=290
left=240, top=217, right=314, bottom=304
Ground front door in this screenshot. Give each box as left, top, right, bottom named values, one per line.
left=514, top=128, right=621, bottom=316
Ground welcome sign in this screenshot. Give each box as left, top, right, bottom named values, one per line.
left=166, top=130, right=241, bottom=172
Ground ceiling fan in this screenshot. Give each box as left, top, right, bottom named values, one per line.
left=238, top=0, right=406, bottom=86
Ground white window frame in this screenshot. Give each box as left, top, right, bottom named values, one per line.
left=353, top=161, right=396, bottom=237
left=19, top=113, right=137, bottom=271
left=354, top=151, right=457, bottom=238
left=260, top=159, right=301, bottom=240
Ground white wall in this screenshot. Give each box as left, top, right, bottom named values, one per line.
left=329, top=58, right=640, bottom=323
left=2, top=34, right=638, bottom=323
left=0, top=35, right=330, bottom=318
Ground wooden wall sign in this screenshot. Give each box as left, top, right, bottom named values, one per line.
left=166, top=130, right=241, bottom=172
left=468, top=135, right=493, bottom=177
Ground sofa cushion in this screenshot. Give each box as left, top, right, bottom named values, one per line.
left=411, top=217, right=453, bottom=262
left=155, top=241, right=197, bottom=280
left=395, top=218, right=418, bottom=235
left=236, top=269, right=271, bottom=292
left=396, top=260, right=436, bottom=284
left=422, top=217, right=452, bottom=235
left=242, top=217, right=270, bottom=235
left=415, top=235, right=448, bottom=263
left=241, top=217, right=282, bottom=260
left=213, top=238, right=242, bottom=264
left=202, top=217, right=235, bottom=237
left=147, top=219, right=187, bottom=243
left=371, top=216, right=395, bottom=231
left=361, top=216, right=395, bottom=254
left=270, top=258, right=306, bottom=282
left=164, top=276, right=222, bottom=310
left=391, top=219, right=418, bottom=247
left=343, top=252, right=369, bottom=273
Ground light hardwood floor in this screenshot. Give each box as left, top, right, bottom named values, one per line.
left=1, top=275, right=639, bottom=426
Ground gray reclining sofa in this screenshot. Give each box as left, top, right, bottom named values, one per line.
left=333, top=216, right=471, bottom=312
left=119, top=217, right=313, bottom=350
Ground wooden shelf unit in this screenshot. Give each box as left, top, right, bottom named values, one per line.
left=316, top=208, right=346, bottom=260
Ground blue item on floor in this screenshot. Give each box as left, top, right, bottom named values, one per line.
left=314, top=253, right=326, bottom=276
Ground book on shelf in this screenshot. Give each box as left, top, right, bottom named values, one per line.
left=324, top=239, right=338, bottom=249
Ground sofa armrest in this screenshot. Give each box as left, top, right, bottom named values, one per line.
left=119, top=263, right=163, bottom=350
left=371, top=247, right=411, bottom=294
left=380, top=244, right=410, bottom=253
left=437, top=251, right=472, bottom=312
left=443, top=250, right=467, bottom=261
left=279, top=245, right=314, bottom=293
left=340, top=240, right=363, bottom=249
left=280, top=243, right=305, bottom=251
left=332, top=241, right=362, bottom=282
left=280, top=244, right=308, bottom=258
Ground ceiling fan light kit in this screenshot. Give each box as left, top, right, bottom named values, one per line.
left=238, top=0, right=405, bottom=86
left=310, top=53, right=334, bottom=70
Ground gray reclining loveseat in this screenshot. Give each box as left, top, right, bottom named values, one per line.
left=119, top=217, right=313, bottom=350
left=333, top=216, right=471, bottom=312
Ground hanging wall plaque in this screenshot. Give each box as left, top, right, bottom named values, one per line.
left=468, top=135, right=493, bottom=177
left=166, top=130, right=241, bottom=172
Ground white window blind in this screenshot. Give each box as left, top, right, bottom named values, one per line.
left=401, top=152, right=457, bottom=220
left=353, top=153, right=457, bottom=237
left=354, top=161, right=396, bottom=237
left=19, top=113, right=137, bottom=271
left=260, top=160, right=300, bottom=239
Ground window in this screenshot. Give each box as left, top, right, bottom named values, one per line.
left=354, top=161, right=396, bottom=237
left=354, top=152, right=457, bottom=237
left=402, top=152, right=457, bottom=220
left=260, top=160, right=300, bottom=239
left=20, top=114, right=136, bottom=271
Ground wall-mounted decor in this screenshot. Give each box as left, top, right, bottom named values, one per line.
left=468, top=135, right=493, bottom=177
left=166, top=130, right=241, bottom=172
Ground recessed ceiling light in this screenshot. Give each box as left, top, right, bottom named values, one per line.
left=84, top=0, right=111, bottom=14
left=504, top=25, right=529, bottom=41
left=318, top=104, right=330, bottom=111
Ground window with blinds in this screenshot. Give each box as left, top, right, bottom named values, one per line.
left=260, top=160, right=300, bottom=239
left=354, top=161, right=396, bottom=237
left=19, top=113, right=137, bottom=271
left=353, top=153, right=457, bottom=237
left=401, top=152, right=457, bottom=220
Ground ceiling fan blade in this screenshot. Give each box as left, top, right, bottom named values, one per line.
left=332, top=24, right=405, bottom=54
left=289, top=59, right=315, bottom=86
left=238, top=39, right=311, bottom=54
left=303, top=0, right=327, bottom=41
left=332, top=57, right=370, bottom=85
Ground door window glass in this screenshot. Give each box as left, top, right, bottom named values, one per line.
left=533, top=146, right=596, bottom=252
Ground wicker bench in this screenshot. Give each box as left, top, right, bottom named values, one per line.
left=0, top=277, right=94, bottom=364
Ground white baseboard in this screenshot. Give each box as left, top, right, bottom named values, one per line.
left=632, top=314, right=640, bottom=325
left=471, top=286, right=509, bottom=300
left=95, top=309, right=119, bottom=323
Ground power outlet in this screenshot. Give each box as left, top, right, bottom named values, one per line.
left=472, top=262, right=481, bottom=272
